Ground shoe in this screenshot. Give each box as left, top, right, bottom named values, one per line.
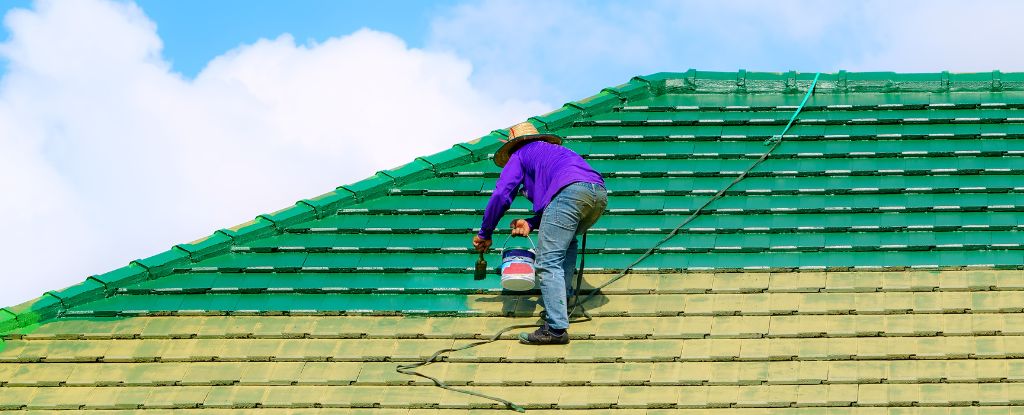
left=518, top=324, right=569, bottom=345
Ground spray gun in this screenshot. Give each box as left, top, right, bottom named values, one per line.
left=474, top=251, right=488, bottom=280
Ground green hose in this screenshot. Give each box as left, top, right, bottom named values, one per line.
left=397, top=72, right=822, bottom=412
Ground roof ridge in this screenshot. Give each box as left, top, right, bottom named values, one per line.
left=0, top=74, right=658, bottom=335
left=643, top=69, right=1022, bottom=94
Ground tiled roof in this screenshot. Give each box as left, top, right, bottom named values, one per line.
left=2, top=70, right=1024, bottom=411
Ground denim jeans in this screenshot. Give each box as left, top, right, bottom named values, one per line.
left=535, top=182, right=608, bottom=329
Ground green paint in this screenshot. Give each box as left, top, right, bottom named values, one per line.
left=4, top=70, right=1022, bottom=322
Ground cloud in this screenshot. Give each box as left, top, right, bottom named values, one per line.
left=427, top=0, right=1024, bottom=103
left=0, top=0, right=549, bottom=307
left=838, top=0, right=1024, bottom=72
left=426, top=0, right=856, bottom=103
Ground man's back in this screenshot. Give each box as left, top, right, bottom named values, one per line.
left=510, top=141, right=604, bottom=212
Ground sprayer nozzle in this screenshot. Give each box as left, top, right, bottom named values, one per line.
left=474, top=251, right=487, bottom=280
left=474, top=259, right=487, bottom=280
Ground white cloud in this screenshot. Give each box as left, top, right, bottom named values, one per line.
left=839, top=0, right=1024, bottom=72
left=427, top=0, right=1024, bottom=103
left=0, top=0, right=549, bottom=307
left=426, top=0, right=855, bottom=102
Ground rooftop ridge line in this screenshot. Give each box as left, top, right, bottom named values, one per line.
left=644, top=69, right=1021, bottom=94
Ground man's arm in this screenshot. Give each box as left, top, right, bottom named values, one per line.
left=477, top=156, right=524, bottom=240
left=510, top=214, right=540, bottom=237
left=524, top=214, right=541, bottom=231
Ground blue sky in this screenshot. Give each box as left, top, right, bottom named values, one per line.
left=1, top=0, right=1023, bottom=307
left=132, top=1, right=457, bottom=77
left=0, top=1, right=453, bottom=76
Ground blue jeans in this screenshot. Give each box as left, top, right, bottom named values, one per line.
left=535, top=182, right=607, bottom=329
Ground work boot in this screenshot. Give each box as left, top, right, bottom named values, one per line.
left=518, top=324, right=569, bottom=345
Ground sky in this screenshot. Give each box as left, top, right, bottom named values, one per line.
left=1, top=0, right=1024, bottom=307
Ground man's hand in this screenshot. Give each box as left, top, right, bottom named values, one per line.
left=472, top=235, right=492, bottom=252
left=510, top=219, right=532, bottom=237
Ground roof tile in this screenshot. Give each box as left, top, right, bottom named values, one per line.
left=6, top=70, right=1024, bottom=411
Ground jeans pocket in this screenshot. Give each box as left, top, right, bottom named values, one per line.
left=544, top=198, right=578, bottom=231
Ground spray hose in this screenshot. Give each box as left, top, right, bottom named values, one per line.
left=397, top=73, right=822, bottom=412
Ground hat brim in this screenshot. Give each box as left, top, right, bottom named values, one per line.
left=493, top=134, right=563, bottom=167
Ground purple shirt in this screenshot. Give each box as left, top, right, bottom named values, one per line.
left=477, top=141, right=604, bottom=239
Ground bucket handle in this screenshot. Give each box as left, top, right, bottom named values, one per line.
left=500, top=233, right=536, bottom=253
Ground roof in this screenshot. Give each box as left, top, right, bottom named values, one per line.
left=1, top=69, right=1023, bottom=411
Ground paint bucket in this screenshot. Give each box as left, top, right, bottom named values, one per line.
left=500, top=235, right=537, bottom=291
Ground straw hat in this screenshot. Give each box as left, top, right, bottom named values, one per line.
left=493, top=122, right=563, bottom=167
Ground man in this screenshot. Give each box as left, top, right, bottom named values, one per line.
left=472, top=121, right=607, bottom=345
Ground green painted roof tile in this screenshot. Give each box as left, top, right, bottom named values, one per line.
left=304, top=188, right=358, bottom=213
left=604, top=78, right=652, bottom=101
left=92, top=263, right=149, bottom=289
left=382, top=159, right=437, bottom=186
left=175, top=232, right=234, bottom=261
left=131, top=246, right=191, bottom=278
left=340, top=172, right=396, bottom=200
left=416, top=145, right=473, bottom=170
left=568, top=90, right=622, bottom=116
left=4, top=70, right=1024, bottom=412
left=532, top=105, right=584, bottom=131
left=0, top=309, right=17, bottom=334
left=48, top=279, right=106, bottom=309
left=455, top=132, right=504, bottom=158
left=6, top=294, right=64, bottom=324
left=219, top=217, right=277, bottom=243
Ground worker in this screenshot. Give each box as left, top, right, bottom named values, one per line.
left=472, top=121, right=607, bottom=345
